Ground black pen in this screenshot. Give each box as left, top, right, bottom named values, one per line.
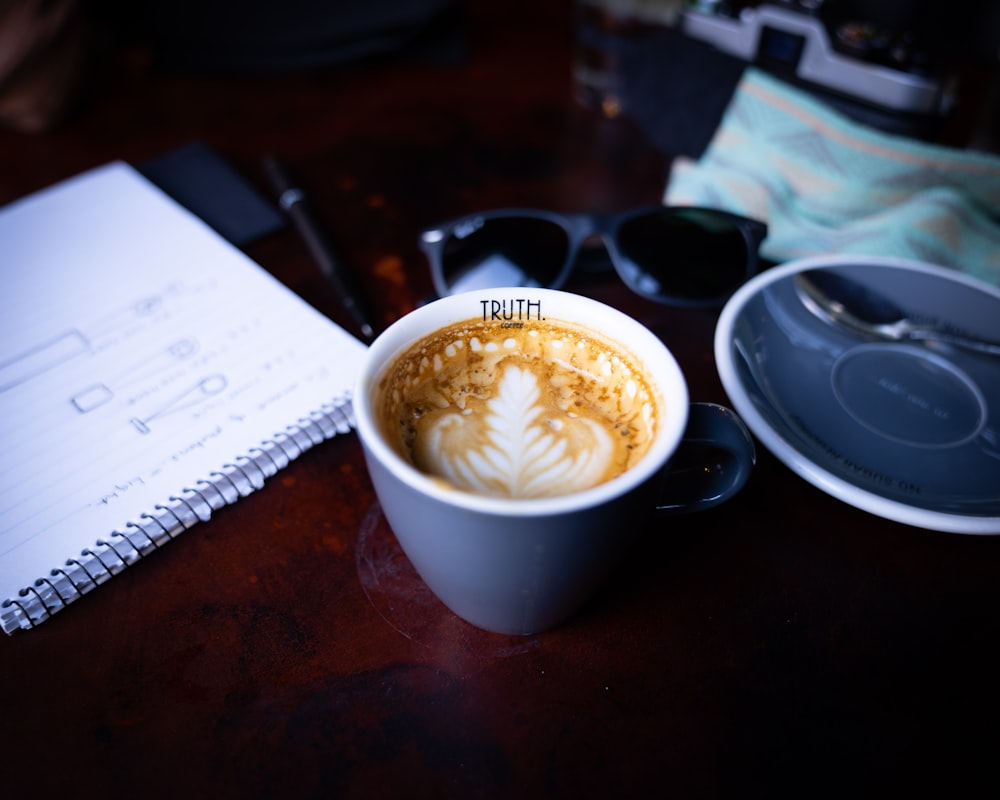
left=262, top=155, right=375, bottom=341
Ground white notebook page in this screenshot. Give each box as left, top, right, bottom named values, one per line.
left=0, top=162, right=368, bottom=631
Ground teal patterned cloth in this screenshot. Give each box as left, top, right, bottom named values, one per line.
left=665, top=69, right=1000, bottom=285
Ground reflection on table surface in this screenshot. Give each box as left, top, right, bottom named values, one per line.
left=2, top=2, right=999, bottom=798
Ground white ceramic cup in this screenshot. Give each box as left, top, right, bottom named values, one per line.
left=354, top=288, right=753, bottom=634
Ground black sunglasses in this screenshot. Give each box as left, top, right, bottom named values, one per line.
left=419, top=206, right=768, bottom=308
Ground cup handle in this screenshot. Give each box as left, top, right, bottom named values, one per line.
left=653, top=402, right=756, bottom=515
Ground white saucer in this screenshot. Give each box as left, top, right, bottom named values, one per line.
left=714, top=255, right=1000, bottom=534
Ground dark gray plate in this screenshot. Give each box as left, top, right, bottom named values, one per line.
left=715, top=256, right=1000, bottom=534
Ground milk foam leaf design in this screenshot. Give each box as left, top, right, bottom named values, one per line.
left=417, top=365, right=615, bottom=498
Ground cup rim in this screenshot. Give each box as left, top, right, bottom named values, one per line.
left=354, top=288, right=690, bottom=517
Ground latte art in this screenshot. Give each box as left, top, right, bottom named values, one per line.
left=416, top=366, right=615, bottom=497
left=377, top=317, right=659, bottom=499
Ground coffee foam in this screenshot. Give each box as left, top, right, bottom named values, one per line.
left=377, top=317, right=659, bottom=499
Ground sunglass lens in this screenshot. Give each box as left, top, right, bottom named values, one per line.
left=437, top=217, right=570, bottom=294
left=616, top=209, right=753, bottom=304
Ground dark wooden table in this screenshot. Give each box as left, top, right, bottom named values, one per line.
left=3, top=2, right=999, bottom=797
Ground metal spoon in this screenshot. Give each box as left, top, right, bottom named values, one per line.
left=793, top=269, right=1000, bottom=356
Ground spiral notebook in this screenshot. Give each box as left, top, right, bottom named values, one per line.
left=0, top=162, right=369, bottom=633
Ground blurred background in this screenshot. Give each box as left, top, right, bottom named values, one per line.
left=3, top=0, right=998, bottom=150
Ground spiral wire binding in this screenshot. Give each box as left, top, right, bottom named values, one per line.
left=0, top=395, right=355, bottom=633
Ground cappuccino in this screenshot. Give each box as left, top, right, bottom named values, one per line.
left=376, top=317, right=660, bottom=499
